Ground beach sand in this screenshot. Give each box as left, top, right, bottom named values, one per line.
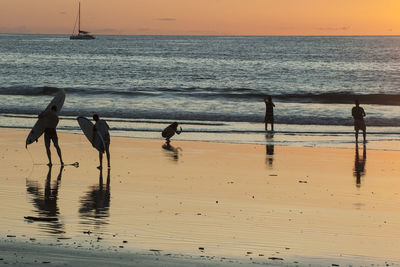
left=1, top=128, right=400, bottom=266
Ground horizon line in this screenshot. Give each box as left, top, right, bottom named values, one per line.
left=1, top=32, right=400, bottom=37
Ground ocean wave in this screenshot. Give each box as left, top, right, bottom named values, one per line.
left=2, top=86, right=400, bottom=105
left=0, top=86, right=60, bottom=96
left=1, top=114, right=226, bottom=126
left=0, top=86, right=153, bottom=97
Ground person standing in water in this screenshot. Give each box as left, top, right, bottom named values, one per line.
left=352, top=99, right=366, bottom=143
left=264, top=96, right=275, bottom=131
left=93, top=114, right=111, bottom=169
left=162, top=122, right=182, bottom=144
left=39, top=105, right=64, bottom=166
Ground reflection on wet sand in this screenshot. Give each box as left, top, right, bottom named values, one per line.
left=79, top=168, right=111, bottom=227
left=162, top=142, right=182, bottom=162
left=265, top=133, right=274, bottom=168
left=26, top=166, right=65, bottom=235
left=354, top=143, right=367, bottom=187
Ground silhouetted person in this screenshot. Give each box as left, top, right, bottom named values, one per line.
left=162, top=142, right=182, bottom=162
left=353, top=143, right=366, bottom=187
left=93, top=114, right=110, bottom=169
left=352, top=100, right=366, bottom=143
left=264, top=96, right=275, bottom=132
left=39, top=105, right=63, bottom=166
left=162, top=122, right=182, bottom=143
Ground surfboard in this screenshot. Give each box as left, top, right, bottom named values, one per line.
left=25, top=89, right=66, bottom=148
left=77, top=116, right=105, bottom=153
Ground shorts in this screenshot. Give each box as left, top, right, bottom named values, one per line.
left=102, top=132, right=110, bottom=146
left=265, top=115, right=274, bottom=123
left=44, top=128, right=59, bottom=147
left=354, top=119, right=366, bottom=131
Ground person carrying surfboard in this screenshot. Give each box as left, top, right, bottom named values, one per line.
left=352, top=99, right=366, bottom=143
left=38, top=105, right=64, bottom=166
left=264, top=96, right=275, bottom=132
left=162, top=122, right=182, bottom=144
left=92, top=114, right=110, bottom=169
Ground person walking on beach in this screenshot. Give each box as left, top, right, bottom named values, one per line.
left=93, top=114, right=111, bottom=169
left=39, top=105, right=64, bottom=166
left=264, top=96, right=275, bottom=131
left=162, top=122, right=182, bottom=144
left=352, top=99, right=366, bottom=143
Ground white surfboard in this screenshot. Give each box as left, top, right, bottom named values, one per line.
left=77, top=116, right=105, bottom=153
left=25, top=89, right=66, bottom=147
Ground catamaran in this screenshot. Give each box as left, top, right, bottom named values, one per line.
left=70, top=2, right=95, bottom=40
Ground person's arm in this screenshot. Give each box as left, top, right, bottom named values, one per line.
left=362, top=108, right=366, bottom=117
left=272, top=102, right=275, bottom=107
left=38, top=110, right=48, bottom=119
left=105, top=121, right=110, bottom=130
left=176, top=127, right=182, bottom=135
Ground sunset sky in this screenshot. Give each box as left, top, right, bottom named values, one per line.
left=1, top=0, right=399, bottom=35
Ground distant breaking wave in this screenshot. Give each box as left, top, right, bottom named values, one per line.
left=2, top=86, right=400, bottom=105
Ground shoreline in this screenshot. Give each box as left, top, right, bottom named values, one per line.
left=2, top=116, right=400, bottom=151
left=1, top=128, right=400, bottom=266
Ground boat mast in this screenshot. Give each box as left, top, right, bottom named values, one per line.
left=78, top=2, right=81, bottom=33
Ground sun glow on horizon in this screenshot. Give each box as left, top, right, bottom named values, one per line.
left=1, top=0, right=400, bottom=35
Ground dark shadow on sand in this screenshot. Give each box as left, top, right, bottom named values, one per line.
left=79, top=168, right=111, bottom=228
left=25, top=166, right=65, bottom=235
left=353, top=143, right=367, bottom=188
left=265, top=132, right=274, bottom=168
left=162, top=141, right=182, bottom=162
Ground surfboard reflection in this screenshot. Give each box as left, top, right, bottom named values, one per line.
left=79, top=168, right=111, bottom=227
left=265, top=133, right=274, bottom=168
left=25, top=166, right=65, bottom=235
left=353, top=143, right=367, bottom=187
left=162, top=142, right=182, bottom=162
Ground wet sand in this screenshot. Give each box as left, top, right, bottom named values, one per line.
left=1, top=128, right=400, bottom=266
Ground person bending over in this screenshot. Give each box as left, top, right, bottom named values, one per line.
left=162, top=122, right=182, bottom=144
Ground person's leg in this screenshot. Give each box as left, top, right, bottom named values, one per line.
left=44, top=133, right=52, bottom=166
left=105, top=143, right=110, bottom=168
left=52, top=135, right=63, bottom=165
left=363, top=129, right=366, bottom=143
left=355, top=129, right=359, bottom=143
left=271, top=119, right=274, bottom=132
left=98, top=151, right=103, bottom=169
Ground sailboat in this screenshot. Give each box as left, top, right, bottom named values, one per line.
left=70, top=2, right=95, bottom=40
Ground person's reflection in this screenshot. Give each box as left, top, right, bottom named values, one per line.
left=265, top=133, right=274, bottom=168
left=26, top=166, right=65, bottom=234
left=162, top=141, right=182, bottom=162
left=353, top=143, right=366, bottom=187
left=79, top=168, right=111, bottom=227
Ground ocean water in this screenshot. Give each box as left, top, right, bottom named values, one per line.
left=1, top=34, right=400, bottom=149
